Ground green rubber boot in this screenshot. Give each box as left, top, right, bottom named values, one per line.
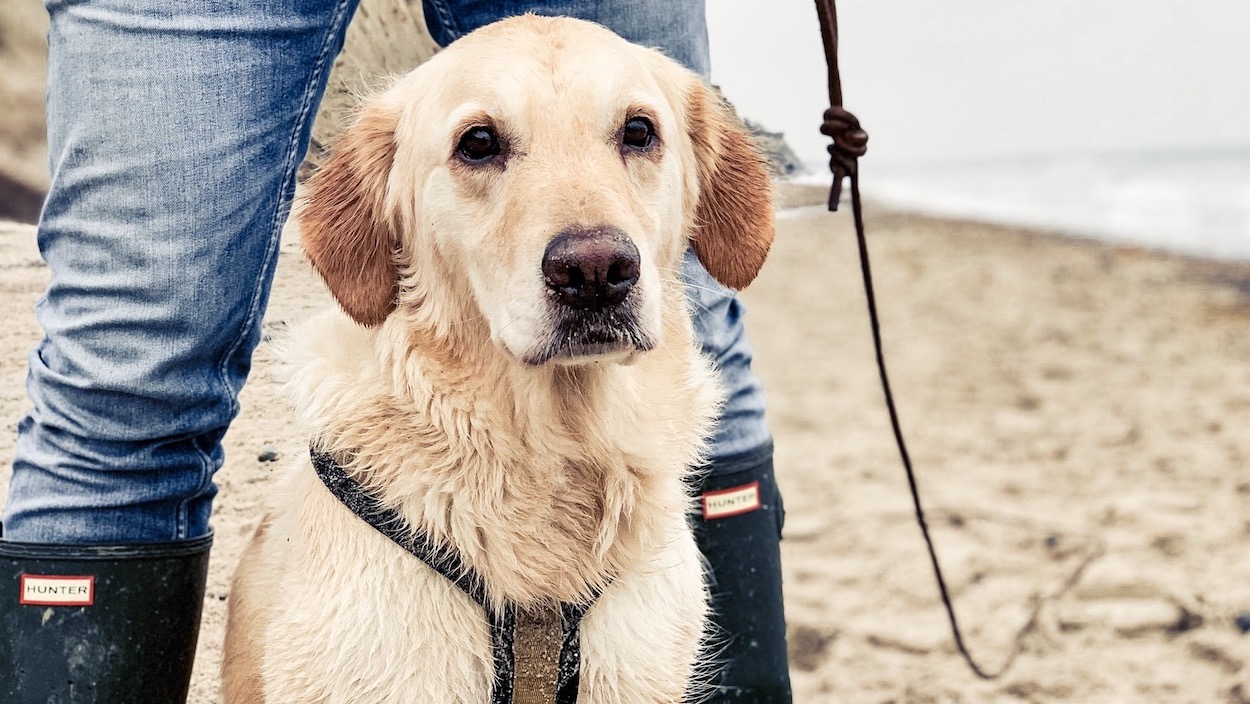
left=0, top=533, right=212, bottom=703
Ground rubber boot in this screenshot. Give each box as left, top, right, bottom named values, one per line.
left=0, top=532, right=212, bottom=703
left=692, top=444, right=793, bottom=703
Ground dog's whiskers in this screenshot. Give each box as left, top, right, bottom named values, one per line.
left=655, top=266, right=737, bottom=299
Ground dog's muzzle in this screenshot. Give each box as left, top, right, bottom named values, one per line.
left=534, top=226, right=653, bottom=364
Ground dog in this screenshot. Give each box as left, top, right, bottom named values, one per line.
left=222, top=15, right=773, bottom=703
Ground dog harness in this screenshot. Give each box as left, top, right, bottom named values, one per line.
left=312, top=449, right=601, bottom=704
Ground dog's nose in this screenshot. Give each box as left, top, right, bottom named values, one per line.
left=542, top=227, right=641, bottom=311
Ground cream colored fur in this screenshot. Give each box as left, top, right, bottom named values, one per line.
left=223, top=15, right=774, bottom=704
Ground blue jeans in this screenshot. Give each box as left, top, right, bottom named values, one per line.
left=4, top=0, right=771, bottom=543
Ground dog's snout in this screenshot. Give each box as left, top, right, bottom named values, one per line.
left=542, top=227, right=640, bottom=310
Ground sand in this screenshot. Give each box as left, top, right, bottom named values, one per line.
left=0, top=0, right=49, bottom=223
left=2, top=182, right=1248, bottom=702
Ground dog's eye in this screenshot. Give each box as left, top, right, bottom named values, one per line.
left=456, top=126, right=501, bottom=163
left=621, top=117, right=655, bottom=151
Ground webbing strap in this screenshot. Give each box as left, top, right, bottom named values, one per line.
left=311, top=449, right=591, bottom=701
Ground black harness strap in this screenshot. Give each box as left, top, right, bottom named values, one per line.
left=311, top=449, right=592, bottom=703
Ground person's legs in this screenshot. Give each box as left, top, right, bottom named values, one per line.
left=425, top=4, right=790, bottom=699
left=2, top=0, right=359, bottom=699
left=682, top=255, right=792, bottom=703
left=423, top=0, right=712, bottom=76
left=5, top=0, right=358, bottom=543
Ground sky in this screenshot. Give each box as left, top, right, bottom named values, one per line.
left=706, top=0, right=1250, bottom=167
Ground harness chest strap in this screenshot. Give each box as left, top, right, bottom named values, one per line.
left=311, top=449, right=599, bottom=704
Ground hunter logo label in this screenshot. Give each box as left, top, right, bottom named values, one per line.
left=19, top=575, right=95, bottom=606
left=701, top=481, right=762, bottom=520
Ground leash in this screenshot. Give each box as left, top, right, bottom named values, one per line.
left=311, top=449, right=594, bottom=703
left=813, top=0, right=1022, bottom=680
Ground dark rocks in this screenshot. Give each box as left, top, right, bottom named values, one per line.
left=746, top=119, right=805, bottom=178
left=0, top=171, right=43, bottom=224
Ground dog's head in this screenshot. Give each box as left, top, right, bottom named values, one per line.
left=299, top=15, right=773, bottom=366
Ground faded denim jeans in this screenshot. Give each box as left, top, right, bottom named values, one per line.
left=5, top=0, right=771, bottom=543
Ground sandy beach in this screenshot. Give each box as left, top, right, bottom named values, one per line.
left=5, top=1, right=1249, bottom=700
left=2, top=181, right=1248, bottom=702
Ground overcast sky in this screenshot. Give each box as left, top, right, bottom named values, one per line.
left=707, top=0, right=1250, bottom=166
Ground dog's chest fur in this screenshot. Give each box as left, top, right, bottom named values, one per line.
left=250, top=310, right=717, bottom=702
left=257, top=470, right=707, bottom=702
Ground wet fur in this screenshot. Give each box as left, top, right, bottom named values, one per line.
left=223, top=15, right=773, bottom=703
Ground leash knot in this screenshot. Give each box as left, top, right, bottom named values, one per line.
left=820, top=106, right=868, bottom=211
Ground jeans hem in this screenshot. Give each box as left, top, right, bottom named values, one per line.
left=0, top=529, right=214, bottom=556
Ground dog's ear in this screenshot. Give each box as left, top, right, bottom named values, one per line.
left=685, top=81, right=775, bottom=290
left=298, top=104, right=400, bottom=327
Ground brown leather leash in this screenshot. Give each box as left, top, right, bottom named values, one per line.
left=814, top=0, right=1024, bottom=680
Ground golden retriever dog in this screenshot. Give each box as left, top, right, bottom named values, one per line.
left=222, top=14, right=773, bottom=703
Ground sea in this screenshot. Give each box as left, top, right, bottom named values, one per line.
left=702, top=0, right=1250, bottom=264
left=791, top=150, right=1250, bottom=262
